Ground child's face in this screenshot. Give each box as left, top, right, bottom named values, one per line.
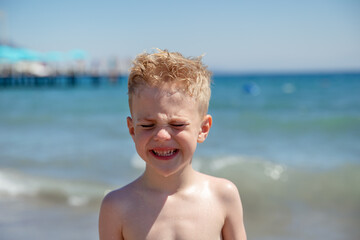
left=127, top=85, right=212, bottom=177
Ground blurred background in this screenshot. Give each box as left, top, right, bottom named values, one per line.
left=0, top=1, right=359, bottom=239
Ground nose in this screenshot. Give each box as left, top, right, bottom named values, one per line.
left=154, top=127, right=171, bottom=141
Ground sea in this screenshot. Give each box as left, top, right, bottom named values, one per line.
left=0, top=72, right=359, bottom=240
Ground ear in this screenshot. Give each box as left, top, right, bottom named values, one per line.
left=198, top=114, right=212, bottom=143
left=127, top=116, right=135, bottom=139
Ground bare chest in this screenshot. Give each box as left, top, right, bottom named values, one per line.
left=122, top=195, right=224, bottom=240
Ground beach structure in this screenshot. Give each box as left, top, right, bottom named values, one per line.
left=0, top=45, right=123, bottom=88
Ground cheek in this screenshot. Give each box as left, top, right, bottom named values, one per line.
left=133, top=134, right=150, bottom=159
left=135, top=130, right=149, bottom=140
left=177, top=131, right=198, bottom=149
left=133, top=131, right=149, bottom=147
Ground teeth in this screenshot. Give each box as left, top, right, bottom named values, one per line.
left=153, top=150, right=176, bottom=156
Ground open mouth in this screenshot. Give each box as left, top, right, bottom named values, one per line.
left=150, top=149, right=179, bottom=160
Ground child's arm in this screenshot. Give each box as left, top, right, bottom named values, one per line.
left=220, top=181, right=247, bottom=240
left=99, top=193, right=124, bottom=240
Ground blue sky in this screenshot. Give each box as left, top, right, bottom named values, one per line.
left=1, top=0, right=359, bottom=73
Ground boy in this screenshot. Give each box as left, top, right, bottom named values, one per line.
left=99, top=49, right=246, bottom=240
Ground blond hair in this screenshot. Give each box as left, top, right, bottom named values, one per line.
left=128, top=49, right=212, bottom=116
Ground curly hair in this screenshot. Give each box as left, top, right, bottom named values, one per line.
left=128, top=49, right=212, bottom=116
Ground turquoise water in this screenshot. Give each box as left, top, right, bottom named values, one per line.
left=0, top=73, right=359, bottom=239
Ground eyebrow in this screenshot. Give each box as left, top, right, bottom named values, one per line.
left=136, top=117, right=154, bottom=122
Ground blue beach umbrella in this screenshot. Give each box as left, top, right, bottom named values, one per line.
left=0, top=45, right=42, bottom=62
left=0, top=45, right=21, bottom=62
left=17, top=48, right=42, bottom=61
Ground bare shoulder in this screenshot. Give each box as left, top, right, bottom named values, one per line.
left=101, top=180, right=138, bottom=211
left=99, top=180, right=140, bottom=240
left=197, top=173, right=247, bottom=240
left=199, top=173, right=241, bottom=203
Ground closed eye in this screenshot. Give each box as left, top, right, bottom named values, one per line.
left=171, top=123, right=188, bottom=128
left=140, top=124, right=155, bottom=128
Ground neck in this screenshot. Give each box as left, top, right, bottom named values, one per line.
left=140, top=164, right=197, bottom=195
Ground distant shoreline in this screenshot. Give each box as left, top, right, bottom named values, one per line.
left=211, top=70, right=360, bottom=78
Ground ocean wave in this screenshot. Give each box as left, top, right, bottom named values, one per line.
left=195, top=154, right=360, bottom=212
left=2, top=154, right=359, bottom=212
left=195, top=155, right=289, bottom=181
left=0, top=168, right=109, bottom=207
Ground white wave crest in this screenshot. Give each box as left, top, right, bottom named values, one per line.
left=0, top=168, right=106, bottom=207
left=0, top=169, right=35, bottom=197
